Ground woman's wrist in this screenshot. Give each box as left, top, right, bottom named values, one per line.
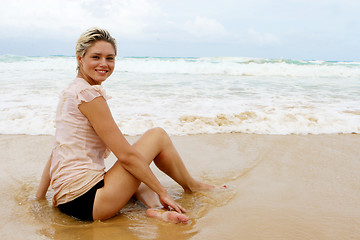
left=157, top=187, right=168, bottom=198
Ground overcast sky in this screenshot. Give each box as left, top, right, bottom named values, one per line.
left=0, top=0, right=359, bottom=60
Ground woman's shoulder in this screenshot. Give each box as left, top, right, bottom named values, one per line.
left=64, top=78, right=93, bottom=95
left=64, top=78, right=110, bottom=104
left=69, top=78, right=91, bottom=90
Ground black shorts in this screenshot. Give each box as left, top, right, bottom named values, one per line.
left=58, top=180, right=104, bottom=221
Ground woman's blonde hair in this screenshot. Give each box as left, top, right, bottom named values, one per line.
left=76, top=27, right=117, bottom=70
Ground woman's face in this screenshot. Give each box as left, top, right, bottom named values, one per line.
left=77, top=40, right=115, bottom=85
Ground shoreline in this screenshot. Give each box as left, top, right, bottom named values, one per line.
left=1, top=133, right=359, bottom=240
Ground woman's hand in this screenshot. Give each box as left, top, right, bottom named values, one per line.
left=159, top=192, right=187, bottom=213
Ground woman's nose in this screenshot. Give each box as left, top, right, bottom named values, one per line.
left=99, top=58, right=107, bottom=66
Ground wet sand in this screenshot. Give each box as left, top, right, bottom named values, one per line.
left=1, top=133, right=359, bottom=240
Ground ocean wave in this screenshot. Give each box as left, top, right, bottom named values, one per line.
left=114, top=110, right=360, bottom=136
left=1, top=55, right=359, bottom=136
left=1, top=55, right=360, bottom=78
left=115, top=57, right=360, bottom=78
left=2, top=109, right=358, bottom=136
left=0, top=54, right=33, bottom=63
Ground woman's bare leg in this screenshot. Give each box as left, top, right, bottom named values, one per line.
left=93, top=159, right=141, bottom=220
left=93, top=127, right=218, bottom=221
left=132, top=128, right=216, bottom=192
left=134, top=183, right=162, bottom=209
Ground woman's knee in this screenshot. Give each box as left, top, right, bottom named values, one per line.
left=148, top=127, right=167, bottom=135
left=147, top=127, right=169, bottom=142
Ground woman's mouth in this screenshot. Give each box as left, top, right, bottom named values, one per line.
left=96, top=69, right=108, bottom=74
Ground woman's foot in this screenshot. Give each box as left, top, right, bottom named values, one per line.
left=146, top=209, right=189, bottom=224
left=185, top=180, right=227, bottom=193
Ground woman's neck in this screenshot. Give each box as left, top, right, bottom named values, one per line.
left=76, top=71, right=99, bottom=86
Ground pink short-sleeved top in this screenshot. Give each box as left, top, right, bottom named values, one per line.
left=50, top=77, right=111, bottom=206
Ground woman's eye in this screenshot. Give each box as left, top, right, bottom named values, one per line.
left=107, top=57, right=114, bottom=60
left=92, top=56, right=100, bottom=59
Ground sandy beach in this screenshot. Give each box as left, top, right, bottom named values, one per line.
left=1, top=133, right=359, bottom=240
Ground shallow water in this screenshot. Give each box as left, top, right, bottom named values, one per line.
left=1, top=134, right=240, bottom=240
left=1, top=133, right=360, bottom=240
left=18, top=186, right=235, bottom=240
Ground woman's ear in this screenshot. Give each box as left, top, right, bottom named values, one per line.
left=77, top=55, right=83, bottom=65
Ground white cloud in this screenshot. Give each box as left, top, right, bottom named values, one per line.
left=247, top=28, right=280, bottom=45
left=184, top=16, right=227, bottom=38
left=81, top=0, right=162, bottom=37
left=0, top=0, right=161, bottom=39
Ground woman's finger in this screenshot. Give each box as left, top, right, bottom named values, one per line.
left=178, top=204, right=187, bottom=213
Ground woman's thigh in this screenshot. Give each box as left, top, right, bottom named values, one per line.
left=132, top=127, right=166, bottom=164
left=92, top=128, right=165, bottom=220
left=92, top=160, right=140, bottom=220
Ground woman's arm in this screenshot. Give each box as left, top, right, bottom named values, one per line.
left=36, top=156, right=51, bottom=200
left=78, top=97, right=172, bottom=205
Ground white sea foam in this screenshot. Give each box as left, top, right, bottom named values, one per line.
left=0, top=55, right=359, bottom=135
left=115, top=57, right=360, bottom=78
